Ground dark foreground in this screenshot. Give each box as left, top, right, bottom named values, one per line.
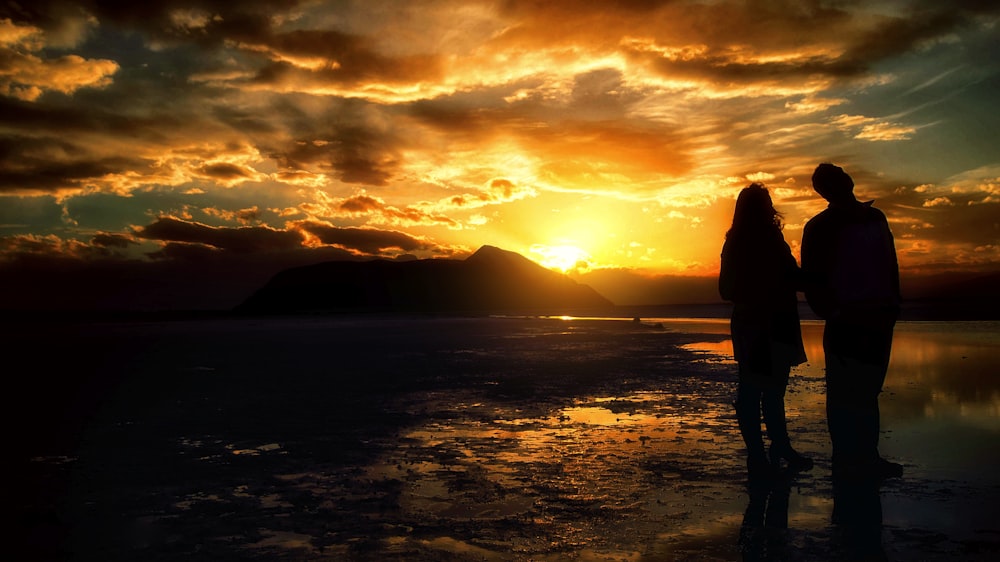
left=8, top=315, right=999, bottom=560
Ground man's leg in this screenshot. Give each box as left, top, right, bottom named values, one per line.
left=824, top=325, right=857, bottom=468
left=826, top=320, right=899, bottom=477
left=831, top=353, right=884, bottom=464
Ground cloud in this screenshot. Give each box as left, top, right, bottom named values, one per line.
left=441, top=178, right=537, bottom=210
left=201, top=205, right=261, bottom=225
left=303, top=190, right=462, bottom=229
left=0, top=97, right=263, bottom=195
left=256, top=99, right=406, bottom=187
left=0, top=18, right=118, bottom=101
left=91, top=232, right=136, bottom=248
left=336, top=192, right=384, bottom=214
left=234, top=29, right=446, bottom=93
left=194, top=162, right=262, bottom=184
left=831, top=114, right=916, bottom=141
left=878, top=170, right=1000, bottom=265
left=922, top=196, right=954, bottom=208
left=0, top=0, right=997, bottom=303
left=137, top=216, right=305, bottom=253
left=0, top=232, right=88, bottom=259
left=132, top=215, right=456, bottom=260
left=294, top=220, right=433, bottom=255
left=0, top=133, right=152, bottom=194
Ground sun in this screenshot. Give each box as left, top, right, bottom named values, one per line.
left=530, top=244, right=591, bottom=273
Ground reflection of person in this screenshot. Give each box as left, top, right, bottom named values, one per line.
left=720, top=183, right=812, bottom=480
left=833, top=478, right=886, bottom=560
left=739, top=478, right=790, bottom=561
left=801, top=163, right=903, bottom=480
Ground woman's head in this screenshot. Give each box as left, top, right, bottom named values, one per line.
left=728, top=183, right=782, bottom=237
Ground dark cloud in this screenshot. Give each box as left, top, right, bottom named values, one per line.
left=235, top=207, right=261, bottom=223
left=245, top=29, right=445, bottom=86
left=0, top=234, right=77, bottom=258
left=0, top=86, right=203, bottom=148
left=406, top=79, right=543, bottom=137
left=883, top=194, right=1000, bottom=248
left=0, top=1, right=292, bottom=44
left=3, top=1, right=444, bottom=89
left=295, top=221, right=431, bottom=254
left=273, top=132, right=397, bottom=186
left=310, top=193, right=462, bottom=229
left=0, top=237, right=362, bottom=311
left=0, top=96, right=218, bottom=194
left=0, top=135, right=149, bottom=192
left=144, top=240, right=227, bottom=262
left=196, top=162, right=254, bottom=180
left=338, top=194, right=384, bottom=214
left=263, top=99, right=404, bottom=187
left=833, top=2, right=1000, bottom=78
left=133, top=216, right=449, bottom=261
left=497, top=0, right=1000, bottom=85
left=91, top=232, right=135, bottom=248
left=629, top=47, right=848, bottom=83
left=137, top=217, right=305, bottom=253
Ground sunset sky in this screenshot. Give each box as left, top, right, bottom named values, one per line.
left=1, top=1, right=998, bottom=310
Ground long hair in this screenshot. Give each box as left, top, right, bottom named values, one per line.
left=725, top=183, right=783, bottom=240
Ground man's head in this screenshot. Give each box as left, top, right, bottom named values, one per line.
left=812, top=163, right=855, bottom=203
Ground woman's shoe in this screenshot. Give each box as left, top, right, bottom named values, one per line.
left=770, top=445, right=814, bottom=472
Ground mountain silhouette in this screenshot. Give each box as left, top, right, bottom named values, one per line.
left=236, top=245, right=614, bottom=314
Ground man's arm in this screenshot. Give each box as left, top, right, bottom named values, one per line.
left=801, top=217, right=838, bottom=319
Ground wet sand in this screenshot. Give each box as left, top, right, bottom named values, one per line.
left=9, top=315, right=1000, bottom=560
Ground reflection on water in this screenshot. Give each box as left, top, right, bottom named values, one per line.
left=367, top=389, right=751, bottom=558
left=675, top=317, right=1000, bottom=551
left=362, top=317, right=1000, bottom=559
left=680, top=319, right=1000, bottom=480
left=22, top=314, right=999, bottom=560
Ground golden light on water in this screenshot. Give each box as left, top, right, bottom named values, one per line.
left=149, top=316, right=998, bottom=559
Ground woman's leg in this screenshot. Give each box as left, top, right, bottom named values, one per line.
left=735, top=370, right=776, bottom=479
left=763, top=365, right=813, bottom=471
left=761, top=368, right=790, bottom=451
left=735, top=376, right=766, bottom=460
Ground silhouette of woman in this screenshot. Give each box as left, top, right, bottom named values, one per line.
left=720, top=183, right=812, bottom=480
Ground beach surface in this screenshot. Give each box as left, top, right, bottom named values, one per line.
left=9, top=314, right=1000, bottom=560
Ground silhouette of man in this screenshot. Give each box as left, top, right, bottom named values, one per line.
left=801, top=163, right=903, bottom=480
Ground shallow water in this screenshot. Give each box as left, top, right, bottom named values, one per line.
left=12, top=315, right=1000, bottom=560
left=676, top=318, right=1000, bottom=549
left=677, top=319, right=1000, bottom=477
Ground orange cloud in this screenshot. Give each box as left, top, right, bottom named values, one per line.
left=0, top=19, right=118, bottom=101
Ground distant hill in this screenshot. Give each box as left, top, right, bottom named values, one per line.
left=898, top=271, right=1000, bottom=320
left=236, top=245, right=615, bottom=314
left=570, top=268, right=722, bottom=306
left=571, top=267, right=1000, bottom=320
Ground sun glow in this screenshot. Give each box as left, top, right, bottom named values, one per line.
left=530, top=244, right=591, bottom=272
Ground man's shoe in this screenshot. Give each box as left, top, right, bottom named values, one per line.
left=874, top=457, right=904, bottom=479
left=771, top=445, right=814, bottom=472
left=833, top=457, right=903, bottom=481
